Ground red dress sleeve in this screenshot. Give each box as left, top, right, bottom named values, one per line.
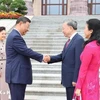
left=76, top=44, right=93, bottom=89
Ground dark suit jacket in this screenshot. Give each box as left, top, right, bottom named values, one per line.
left=6, top=29, right=43, bottom=84
left=49, top=33, right=84, bottom=87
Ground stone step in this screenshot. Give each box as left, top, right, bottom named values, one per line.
left=28, top=50, right=62, bottom=54
left=31, top=49, right=62, bottom=51
left=27, top=45, right=64, bottom=48
left=26, top=41, right=66, bottom=46
left=9, top=95, right=66, bottom=100
left=32, top=76, right=62, bottom=86
left=31, top=47, right=63, bottom=51
left=25, top=87, right=66, bottom=96
left=24, top=37, right=67, bottom=40
left=23, top=33, right=84, bottom=38
left=33, top=73, right=60, bottom=77
left=32, top=67, right=61, bottom=71
left=24, top=95, right=66, bottom=100
left=31, top=80, right=61, bottom=84
left=31, top=63, right=61, bottom=68
left=31, top=16, right=100, bottom=22
left=32, top=69, right=61, bottom=73
left=24, top=33, right=64, bottom=36
left=27, top=45, right=65, bottom=49
left=24, top=37, right=67, bottom=39
left=30, top=47, right=63, bottom=51
left=26, top=30, right=84, bottom=34
left=32, top=71, right=61, bottom=81
left=33, top=76, right=61, bottom=81
left=25, top=40, right=66, bottom=43
left=30, top=84, right=62, bottom=88
left=28, top=27, right=84, bottom=32
left=24, top=31, right=83, bottom=34
left=33, top=69, right=61, bottom=74
left=24, top=38, right=67, bottom=41
left=25, top=95, right=66, bottom=100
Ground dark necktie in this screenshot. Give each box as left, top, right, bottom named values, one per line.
left=66, top=39, right=70, bottom=48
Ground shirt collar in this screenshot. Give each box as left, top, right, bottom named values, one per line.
left=70, top=32, right=77, bottom=40
left=14, top=28, right=22, bottom=36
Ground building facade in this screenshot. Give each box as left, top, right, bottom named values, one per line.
left=25, top=0, right=34, bottom=15
left=25, top=0, right=100, bottom=16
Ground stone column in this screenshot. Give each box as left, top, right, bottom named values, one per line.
left=70, top=0, right=88, bottom=15
left=33, top=0, right=42, bottom=16
left=67, top=0, right=70, bottom=15
left=25, top=0, right=33, bottom=15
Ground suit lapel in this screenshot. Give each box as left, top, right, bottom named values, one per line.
left=62, top=33, right=78, bottom=59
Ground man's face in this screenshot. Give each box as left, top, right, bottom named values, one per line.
left=20, top=22, right=30, bottom=36
left=62, top=23, right=72, bottom=37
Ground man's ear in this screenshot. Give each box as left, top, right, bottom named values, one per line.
left=69, top=26, right=73, bottom=30
left=19, top=21, right=23, bottom=25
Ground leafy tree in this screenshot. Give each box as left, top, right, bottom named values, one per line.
left=0, top=0, right=27, bottom=15
left=0, top=0, right=12, bottom=12
left=11, top=0, right=27, bottom=15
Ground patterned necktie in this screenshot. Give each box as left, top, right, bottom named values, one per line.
left=66, top=39, right=70, bottom=48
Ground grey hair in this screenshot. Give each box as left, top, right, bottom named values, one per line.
left=64, top=19, right=77, bottom=30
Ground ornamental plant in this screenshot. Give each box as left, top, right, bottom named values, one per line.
left=0, top=0, right=27, bottom=15
left=0, top=12, right=23, bottom=19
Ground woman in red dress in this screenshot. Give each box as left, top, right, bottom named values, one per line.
left=75, top=19, right=100, bottom=100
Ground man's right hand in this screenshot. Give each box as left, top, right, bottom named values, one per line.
left=43, top=55, right=51, bottom=63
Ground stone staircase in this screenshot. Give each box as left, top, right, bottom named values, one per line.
left=20, top=15, right=100, bottom=100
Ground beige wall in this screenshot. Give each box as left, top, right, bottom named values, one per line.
left=32, top=0, right=88, bottom=16
left=70, top=0, right=88, bottom=15
left=33, top=0, right=70, bottom=16
left=67, top=0, right=70, bottom=15
left=33, top=0, right=42, bottom=16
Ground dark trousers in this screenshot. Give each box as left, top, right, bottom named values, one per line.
left=8, top=83, right=26, bottom=100
left=66, top=87, right=75, bottom=100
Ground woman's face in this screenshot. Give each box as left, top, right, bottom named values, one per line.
left=84, top=24, right=92, bottom=39
left=0, top=30, right=6, bottom=41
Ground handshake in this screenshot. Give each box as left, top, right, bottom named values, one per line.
left=43, top=55, right=51, bottom=63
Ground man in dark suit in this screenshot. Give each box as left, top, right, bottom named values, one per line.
left=5, top=17, right=44, bottom=100
left=44, top=20, right=84, bottom=100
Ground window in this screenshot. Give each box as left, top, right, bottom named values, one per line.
left=88, top=0, right=100, bottom=14
left=42, top=0, right=67, bottom=15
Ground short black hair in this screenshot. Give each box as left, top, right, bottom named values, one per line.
left=0, top=27, right=6, bottom=32
left=16, top=16, right=31, bottom=24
